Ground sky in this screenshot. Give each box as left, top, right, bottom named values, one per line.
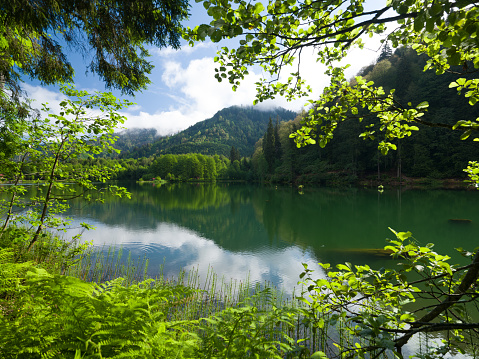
left=23, top=1, right=388, bottom=137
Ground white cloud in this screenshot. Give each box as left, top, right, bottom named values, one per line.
left=120, top=109, right=208, bottom=136
left=343, top=34, right=386, bottom=79
left=23, top=83, right=121, bottom=127
left=22, top=32, right=388, bottom=136
left=120, top=52, right=332, bottom=134
left=162, top=57, right=260, bottom=113
left=23, top=84, right=65, bottom=116
left=120, top=56, right=263, bottom=135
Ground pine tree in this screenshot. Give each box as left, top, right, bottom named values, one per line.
left=274, top=118, right=282, bottom=160
left=377, top=41, right=393, bottom=62
left=1, top=0, right=189, bottom=96
left=229, top=146, right=240, bottom=163
left=263, top=118, right=275, bottom=173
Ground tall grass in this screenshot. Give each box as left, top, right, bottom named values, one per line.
left=66, top=245, right=149, bottom=285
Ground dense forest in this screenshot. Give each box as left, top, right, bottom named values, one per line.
left=14, top=48, right=474, bottom=185
left=79, top=152, right=252, bottom=182
left=251, top=47, right=479, bottom=184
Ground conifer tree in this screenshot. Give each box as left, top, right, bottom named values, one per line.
left=274, top=118, right=283, bottom=160
left=262, top=118, right=275, bottom=173
left=1, top=0, right=189, bottom=97
left=377, top=42, right=393, bottom=62
left=229, top=146, right=241, bottom=163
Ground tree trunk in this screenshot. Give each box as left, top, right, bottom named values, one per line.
left=26, top=140, right=65, bottom=251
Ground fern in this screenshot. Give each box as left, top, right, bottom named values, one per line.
left=1, top=269, right=199, bottom=358
left=0, top=248, right=32, bottom=299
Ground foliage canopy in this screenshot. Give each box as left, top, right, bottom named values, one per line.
left=1, top=0, right=189, bottom=96
left=0, top=86, right=131, bottom=250
left=185, top=0, right=479, bottom=164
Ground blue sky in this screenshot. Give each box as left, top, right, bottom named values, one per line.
left=23, top=1, right=386, bottom=136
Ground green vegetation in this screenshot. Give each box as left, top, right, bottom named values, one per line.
left=185, top=0, right=479, bottom=357
left=2, top=0, right=479, bottom=357
left=118, top=106, right=296, bottom=158
left=3, top=225, right=479, bottom=358
left=108, top=50, right=478, bottom=185
left=111, top=129, right=160, bottom=156
left=0, top=87, right=131, bottom=251
left=71, top=151, right=253, bottom=182
left=251, top=48, right=479, bottom=185
left=0, top=227, right=300, bottom=358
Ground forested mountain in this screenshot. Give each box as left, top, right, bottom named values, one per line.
left=119, top=106, right=296, bottom=158
left=252, top=47, right=479, bottom=183
left=111, top=128, right=160, bottom=156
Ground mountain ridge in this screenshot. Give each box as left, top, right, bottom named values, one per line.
left=117, top=106, right=297, bottom=158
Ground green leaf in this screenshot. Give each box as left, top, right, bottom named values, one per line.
left=414, top=15, right=424, bottom=32
left=311, top=351, right=328, bottom=358
left=460, top=130, right=472, bottom=140
left=211, top=29, right=223, bottom=42
left=416, top=101, right=429, bottom=110
left=253, top=2, right=265, bottom=14
left=398, top=231, right=412, bottom=241
left=337, top=263, right=351, bottom=271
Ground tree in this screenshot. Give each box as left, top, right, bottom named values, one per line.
left=299, top=229, right=479, bottom=358
left=262, top=117, right=275, bottom=173
left=205, top=156, right=217, bottom=180
left=0, top=0, right=190, bottom=207
left=186, top=0, right=479, bottom=356
left=0, top=86, right=131, bottom=251
left=377, top=41, right=393, bottom=63
left=274, top=118, right=282, bottom=161
left=229, top=145, right=241, bottom=163
left=185, top=0, right=478, bottom=160
left=1, top=0, right=189, bottom=97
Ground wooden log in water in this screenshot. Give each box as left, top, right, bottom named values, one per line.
left=320, top=248, right=395, bottom=258
left=448, top=219, right=472, bottom=223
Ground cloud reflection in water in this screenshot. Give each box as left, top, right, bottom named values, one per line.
left=68, top=219, right=326, bottom=293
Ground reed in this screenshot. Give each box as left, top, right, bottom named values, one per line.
left=62, top=246, right=368, bottom=357
left=65, top=245, right=149, bottom=286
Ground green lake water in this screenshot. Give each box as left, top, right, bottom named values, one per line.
left=59, top=182, right=479, bottom=292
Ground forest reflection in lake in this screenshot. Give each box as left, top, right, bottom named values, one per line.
left=60, top=182, right=479, bottom=292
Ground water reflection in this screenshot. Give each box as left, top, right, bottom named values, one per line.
left=67, top=216, right=325, bottom=292
left=32, top=182, right=479, bottom=291
left=6, top=181, right=478, bottom=357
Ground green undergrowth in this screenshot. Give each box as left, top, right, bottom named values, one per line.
left=0, top=226, right=317, bottom=358
left=2, top=226, right=471, bottom=358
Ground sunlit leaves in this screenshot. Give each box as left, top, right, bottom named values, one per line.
left=464, top=161, right=479, bottom=185
left=186, top=0, right=478, bottom=166
left=0, top=86, right=132, bottom=248
left=1, top=271, right=199, bottom=358
left=297, top=228, right=478, bottom=357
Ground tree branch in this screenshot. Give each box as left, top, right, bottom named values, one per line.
left=395, top=250, right=479, bottom=350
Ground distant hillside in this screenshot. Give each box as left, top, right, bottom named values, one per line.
left=111, top=128, right=159, bottom=156
left=119, top=106, right=297, bottom=158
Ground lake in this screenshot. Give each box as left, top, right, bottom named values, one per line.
left=60, top=182, right=479, bottom=293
